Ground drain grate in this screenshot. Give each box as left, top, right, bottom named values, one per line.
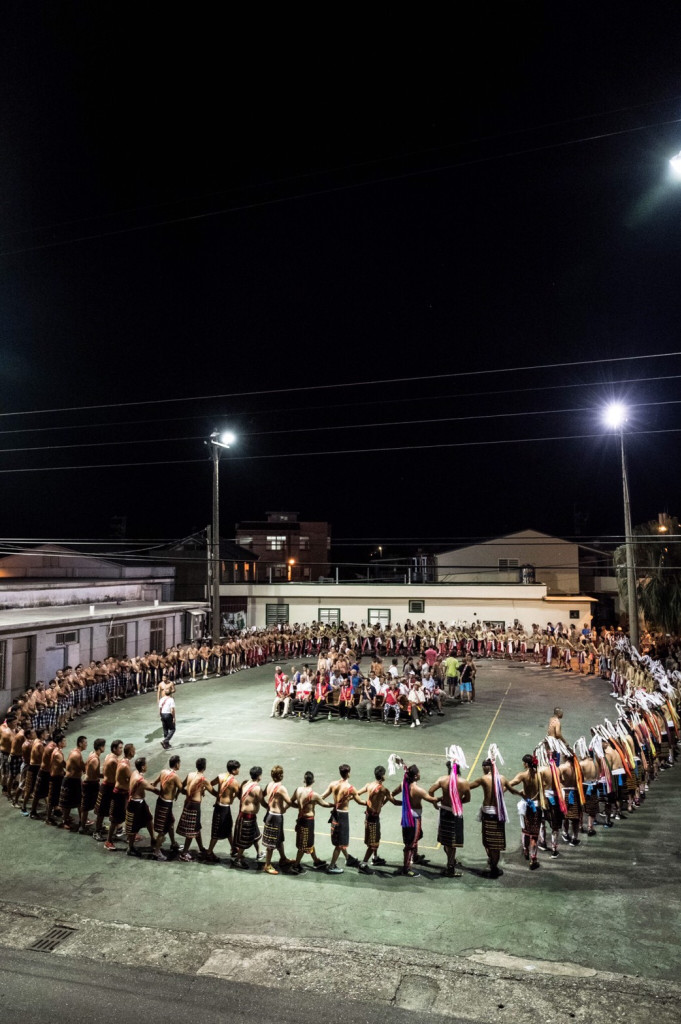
left=28, top=925, right=77, bottom=952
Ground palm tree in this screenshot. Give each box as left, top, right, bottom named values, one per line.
left=614, top=517, right=681, bottom=634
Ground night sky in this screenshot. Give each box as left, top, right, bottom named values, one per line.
left=1, top=5, right=681, bottom=560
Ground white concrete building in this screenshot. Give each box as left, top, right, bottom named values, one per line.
left=220, top=581, right=594, bottom=631
left=435, top=529, right=580, bottom=594
left=0, top=598, right=208, bottom=715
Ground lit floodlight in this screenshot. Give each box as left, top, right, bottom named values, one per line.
left=603, top=403, right=627, bottom=429
left=210, top=429, right=236, bottom=449
left=670, top=152, right=681, bottom=179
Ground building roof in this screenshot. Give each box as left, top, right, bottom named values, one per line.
left=0, top=601, right=208, bottom=636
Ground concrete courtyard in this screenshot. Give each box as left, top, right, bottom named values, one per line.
left=1, top=657, right=680, bottom=1021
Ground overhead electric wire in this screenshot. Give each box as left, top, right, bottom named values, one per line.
left=3, top=395, right=681, bottom=456
left=1, top=424, right=680, bottom=474
left=1, top=351, right=680, bottom=420
left=1, top=371, right=680, bottom=440
left=1, top=111, right=680, bottom=261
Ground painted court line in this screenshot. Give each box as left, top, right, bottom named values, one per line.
left=466, top=679, right=514, bottom=780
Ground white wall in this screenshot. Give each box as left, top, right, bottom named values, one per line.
left=0, top=581, right=161, bottom=609
left=221, top=582, right=593, bottom=631
left=435, top=531, right=580, bottom=594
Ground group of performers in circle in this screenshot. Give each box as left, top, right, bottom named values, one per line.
left=2, top=620, right=678, bottom=879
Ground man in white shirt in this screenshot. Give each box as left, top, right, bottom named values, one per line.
left=159, top=693, right=176, bottom=750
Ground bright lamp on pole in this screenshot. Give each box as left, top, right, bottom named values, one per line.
left=208, top=428, right=236, bottom=642
left=603, top=402, right=627, bottom=429
left=669, top=152, right=681, bottom=179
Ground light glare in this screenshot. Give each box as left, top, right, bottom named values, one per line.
left=219, top=431, right=236, bottom=446
left=670, top=153, right=681, bottom=179
left=603, top=403, right=627, bottom=429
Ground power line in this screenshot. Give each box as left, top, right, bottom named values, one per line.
left=1, top=351, right=679, bottom=420
left=1, top=113, right=680, bottom=261
left=2, top=371, right=680, bottom=440
left=4, top=396, right=681, bottom=456
left=0, top=424, right=680, bottom=474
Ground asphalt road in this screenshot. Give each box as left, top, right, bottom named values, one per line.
left=2, top=947, right=469, bottom=1024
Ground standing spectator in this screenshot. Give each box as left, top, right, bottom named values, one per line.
left=159, top=690, right=176, bottom=750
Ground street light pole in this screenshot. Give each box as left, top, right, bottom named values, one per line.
left=604, top=404, right=639, bottom=650
left=211, top=440, right=221, bottom=643
left=207, top=430, right=236, bottom=643
left=619, top=426, right=639, bottom=651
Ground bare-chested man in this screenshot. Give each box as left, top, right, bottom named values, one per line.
left=547, top=708, right=568, bottom=761
left=29, top=733, right=57, bottom=819
left=6, top=719, right=25, bottom=803
left=58, top=735, right=88, bottom=830
left=45, top=732, right=67, bottom=826
left=356, top=766, right=399, bottom=872
left=429, top=759, right=471, bottom=878
left=105, top=742, right=135, bottom=850
left=469, top=759, right=522, bottom=878
left=322, top=764, right=367, bottom=874
left=93, top=739, right=123, bottom=840
left=559, top=753, right=583, bottom=845
left=177, top=757, right=214, bottom=861
left=578, top=744, right=601, bottom=836
left=206, top=759, right=241, bottom=862
left=508, top=754, right=542, bottom=870
left=80, top=738, right=105, bottom=833
left=392, top=764, right=439, bottom=877
left=291, top=771, right=331, bottom=871
left=20, top=727, right=47, bottom=814
left=125, top=757, right=160, bottom=857
left=151, top=754, right=183, bottom=859
left=0, top=715, right=17, bottom=794
left=232, top=766, right=266, bottom=868
left=262, top=765, right=296, bottom=874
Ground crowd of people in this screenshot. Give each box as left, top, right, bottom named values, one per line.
left=1, top=624, right=679, bottom=879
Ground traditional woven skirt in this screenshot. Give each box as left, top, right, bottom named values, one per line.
left=402, top=815, right=423, bottom=850
left=94, top=782, right=115, bottom=818
left=329, top=808, right=350, bottom=848
left=437, top=807, right=463, bottom=848
left=233, top=811, right=261, bottom=850
left=364, top=810, right=381, bottom=850
left=295, top=816, right=315, bottom=853
left=583, top=788, right=600, bottom=817
left=543, top=801, right=563, bottom=831
left=481, top=811, right=506, bottom=851
left=177, top=799, right=202, bottom=838
left=110, top=788, right=129, bottom=826
left=125, top=798, right=152, bottom=837
left=153, top=797, right=175, bottom=835
left=23, top=763, right=40, bottom=800
left=47, top=775, right=63, bottom=810
left=34, top=769, right=51, bottom=800
left=564, top=791, right=581, bottom=821
left=81, top=779, right=100, bottom=813
left=262, top=811, right=285, bottom=850
left=522, top=802, right=542, bottom=837
left=211, top=803, right=233, bottom=841
left=59, top=775, right=82, bottom=811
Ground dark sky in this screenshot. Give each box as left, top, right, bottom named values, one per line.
left=1, top=4, right=681, bottom=558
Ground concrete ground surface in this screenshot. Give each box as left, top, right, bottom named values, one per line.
left=2, top=658, right=680, bottom=1021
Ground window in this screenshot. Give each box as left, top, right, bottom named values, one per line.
left=498, top=559, right=519, bottom=570
left=0, top=640, right=6, bottom=690
left=107, top=622, right=127, bottom=658
left=318, top=608, right=341, bottom=626
left=150, top=618, right=166, bottom=652
left=267, top=535, right=286, bottom=551
left=266, top=604, right=289, bottom=626
left=239, top=535, right=253, bottom=547
left=569, top=609, right=580, bottom=620
left=273, top=563, right=287, bottom=579
left=408, top=600, right=425, bottom=614
left=483, top=620, right=505, bottom=629
left=299, top=536, right=310, bottom=551
left=56, top=631, right=79, bottom=645
left=368, top=608, right=391, bottom=627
